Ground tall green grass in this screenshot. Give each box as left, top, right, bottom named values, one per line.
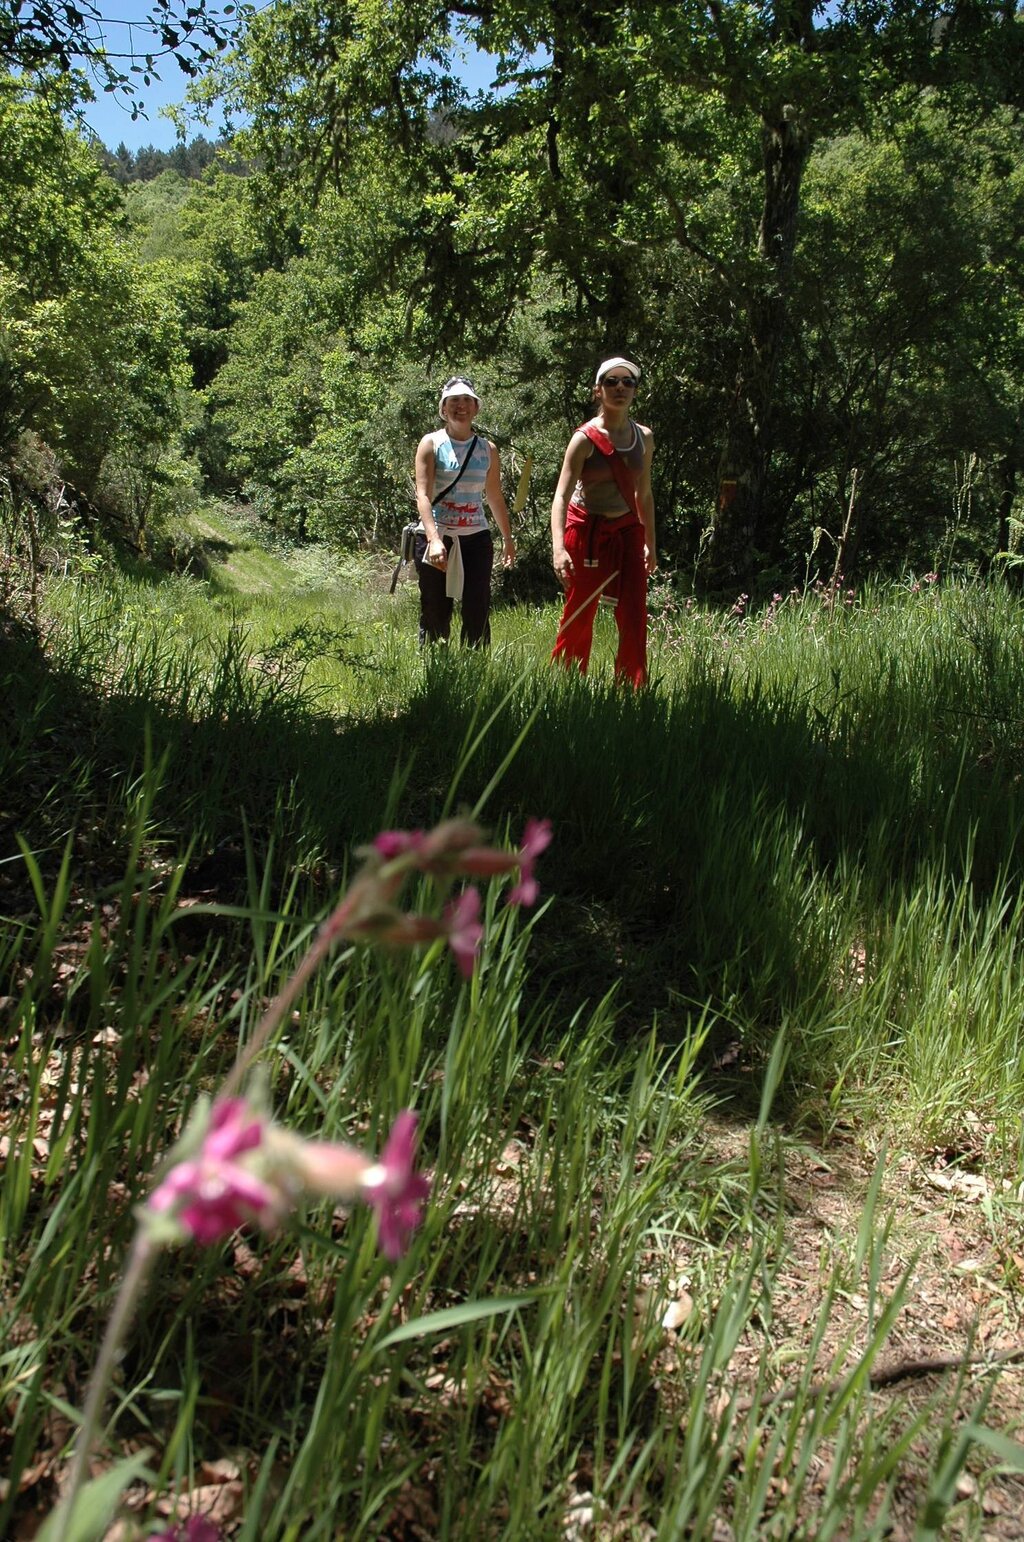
left=4, top=561, right=1024, bottom=1536
left=8, top=567, right=1024, bottom=1129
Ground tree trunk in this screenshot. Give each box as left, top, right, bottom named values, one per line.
left=703, top=111, right=810, bottom=594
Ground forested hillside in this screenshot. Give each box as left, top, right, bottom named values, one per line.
left=3, top=0, right=1023, bottom=598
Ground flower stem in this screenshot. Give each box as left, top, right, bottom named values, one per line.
left=57, top=1232, right=156, bottom=1542
left=219, top=922, right=338, bottom=1101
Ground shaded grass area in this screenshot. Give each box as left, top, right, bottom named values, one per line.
left=6, top=575, right=1024, bottom=1138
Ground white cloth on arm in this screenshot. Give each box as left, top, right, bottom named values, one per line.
left=445, top=533, right=466, bottom=601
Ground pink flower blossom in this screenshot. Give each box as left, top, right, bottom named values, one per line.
left=373, top=912, right=447, bottom=946
left=414, top=819, right=487, bottom=873
left=507, top=817, right=553, bottom=908
left=375, top=824, right=516, bottom=895
left=368, top=819, right=553, bottom=912
left=149, top=1513, right=221, bottom=1541
left=373, top=830, right=425, bottom=859
left=148, top=1099, right=286, bottom=1244
left=457, top=846, right=521, bottom=878
left=443, top=886, right=483, bottom=976
left=362, top=1111, right=432, bottom=1260
left=276, top=1136, right=372, bottom=1197
left=149, top=1098, right=431, bottom=1259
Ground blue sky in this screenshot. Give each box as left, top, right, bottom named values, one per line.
left=77, top=2, right=507, bottom=150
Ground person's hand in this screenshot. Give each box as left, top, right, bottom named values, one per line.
left=501, top=536, right=516, bottom=569
left=426, top=537, right=447, bottom=571
left=553, top=544, right=573, bottom=590
left=645, top=545, right=658, bottom=577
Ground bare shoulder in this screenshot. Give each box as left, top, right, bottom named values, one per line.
left=636, top=422, right=655, bottom=458
left=416, top=431, right=440, bottom=455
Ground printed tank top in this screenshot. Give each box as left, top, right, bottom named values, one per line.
left=432, top=432, right=490, bottom=533
left=573, top=422, right=645, bottom=518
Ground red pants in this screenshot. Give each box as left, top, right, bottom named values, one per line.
left=552, top=504, right=648, bottom=687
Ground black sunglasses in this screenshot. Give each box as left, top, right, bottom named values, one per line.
left=443, top=376, right=476, bottom=391
left=600, top=375, right=637, bottom=389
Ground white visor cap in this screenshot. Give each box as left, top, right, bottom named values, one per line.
left=439, top=376, right=481, bottom=412
left=595, top=356, right=641, bottom=385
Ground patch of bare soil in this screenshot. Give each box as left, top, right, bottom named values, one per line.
left=685, top=1120, right=1024, bottom=1540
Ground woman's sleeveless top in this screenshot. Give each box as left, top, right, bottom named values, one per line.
left=573, top=422, right=645, bottom=518
left=432, top=432, right=490, bottom=534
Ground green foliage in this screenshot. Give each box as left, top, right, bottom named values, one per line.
left=121, top=163, right=270, bottom=495
left=0, top=82, right=190, bottom=544
left=1, top=0, right=237, bottom=116
left=123, top=169, right=195, bottom=263
left=194, top=0, right=1024, bottom=587
left=11, top=7, right=1024, bottom=582
left=102, top=134, right=225, bottom=186
left=780, top=98, right=1024, bottom=572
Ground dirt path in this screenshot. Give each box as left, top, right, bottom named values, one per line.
left=685, top=1121, right=1024, bottom=1538
left=187, top=507, right=295, bottom=594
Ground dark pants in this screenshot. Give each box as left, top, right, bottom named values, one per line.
left=414, top=529, right=494, bottom=647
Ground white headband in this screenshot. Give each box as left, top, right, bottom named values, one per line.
left=595, top=356, right=640, bottom=385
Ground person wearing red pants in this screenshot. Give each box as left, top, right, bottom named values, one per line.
left=550, top=356, right=657, bottom=687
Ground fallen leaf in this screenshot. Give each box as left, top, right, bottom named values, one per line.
left=925, top=1169, right=991, bottom=1201
left=662, top=1292, right=694, bottom=1331
left=198, top=1458, right=240, bottom=1484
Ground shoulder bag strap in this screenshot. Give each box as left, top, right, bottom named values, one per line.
left=579, top=423, right=641, bottom=521
left=434, top=434, right=480, bottom=503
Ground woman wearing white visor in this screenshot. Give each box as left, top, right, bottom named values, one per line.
left=413, top=376, right=516, bottom=646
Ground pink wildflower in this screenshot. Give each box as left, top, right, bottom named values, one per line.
left=362, top=1110, right=432, bottom=1260
left=370, top=820, right=489, bottom=877
left=274, top=1135, right=372, bottom=1198
left=413, top=818, right=487, bottom=873
left=457, top=845, right=521, bottom=878
left=373, top=912, right=447, bottom=946
left=148, top=1099, right=286, bottom=1244
left=150, top=1098, right=431, bottom=1259
left=149, top=1518, right=221, bottom=1542
left=507, top=817, right=553, bottom=908
left=444, top=886, right=484, bottom=976
left=373, top=830, right=425, bottom=860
